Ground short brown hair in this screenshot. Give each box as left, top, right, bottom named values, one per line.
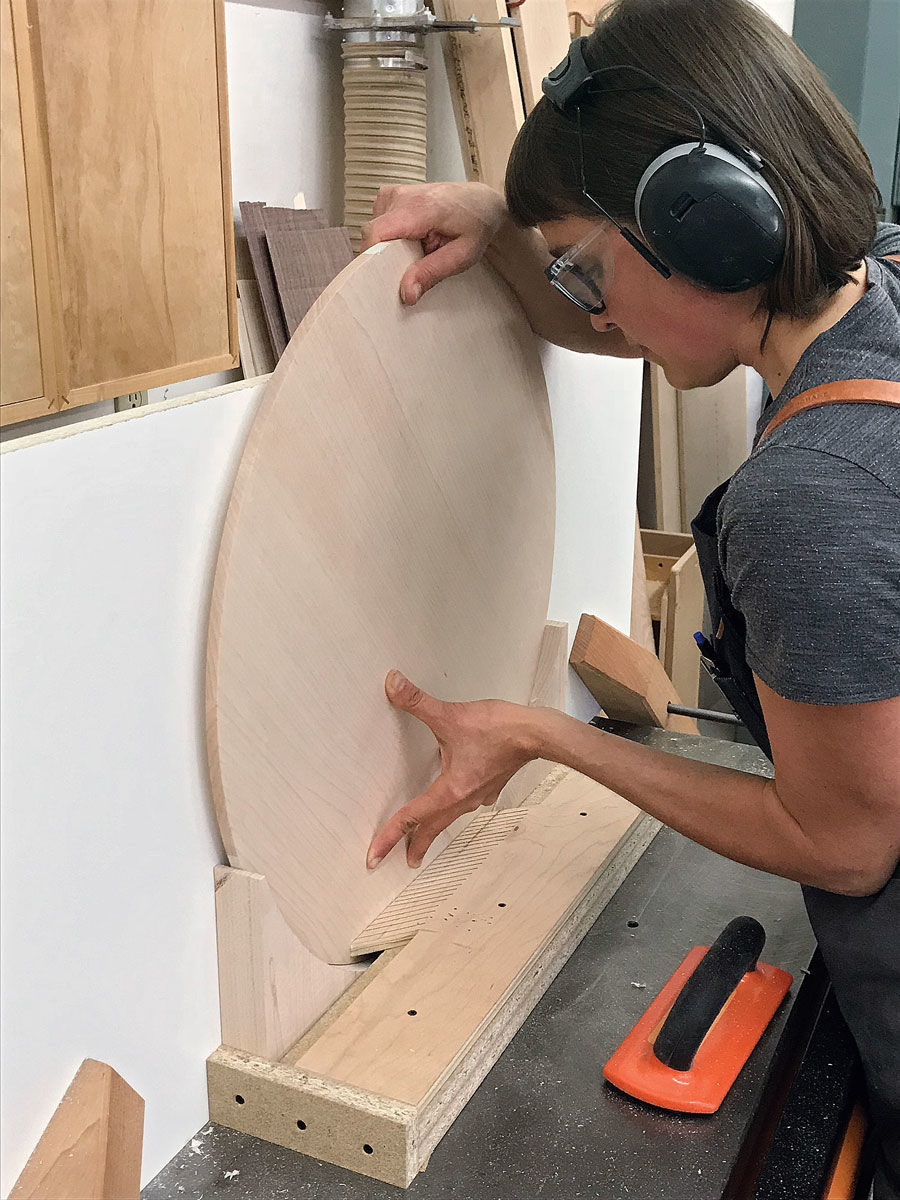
left=505, top=0, right=881, bottom=319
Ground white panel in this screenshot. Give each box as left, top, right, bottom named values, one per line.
left=224, top=0, right=344, bottom=221
left=0, top=382, right=263, bottom=1192
left=751, top=0, right=794, bottom=33
left=541, top=345, right=644, bottom=721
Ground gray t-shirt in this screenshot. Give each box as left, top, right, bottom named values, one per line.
left=717, top=226, right=900, bottom=705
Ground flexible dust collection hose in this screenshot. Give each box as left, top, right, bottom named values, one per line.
left=342, top=37, right=427, bottom=251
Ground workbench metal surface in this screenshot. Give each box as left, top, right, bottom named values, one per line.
left=144, top=733, right=815, bottom=1200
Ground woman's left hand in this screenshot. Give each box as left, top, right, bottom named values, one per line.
left=366, top=670, right=542, bottom=869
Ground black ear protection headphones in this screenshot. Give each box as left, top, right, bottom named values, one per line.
left=542, top=37, right=786, bottom=292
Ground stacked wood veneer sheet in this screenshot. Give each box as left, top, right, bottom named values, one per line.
left=237, top=202, right=354, bottom=374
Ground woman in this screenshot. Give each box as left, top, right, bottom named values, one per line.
left=361, top=0, right=900, bottom=1192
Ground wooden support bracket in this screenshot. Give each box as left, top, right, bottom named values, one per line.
left=214, top=866, right=364, bottom=1061
left=208, top=623, right=660, bottom=1186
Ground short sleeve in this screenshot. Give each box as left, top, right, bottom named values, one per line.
left=719, top=446, right=900, bottom=704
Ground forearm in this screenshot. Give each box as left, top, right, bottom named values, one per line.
left=484, top=215, right=639, bottom=357
left=530, top=708, right=854, bottom=892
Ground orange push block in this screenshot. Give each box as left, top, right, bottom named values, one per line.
left=603, top=945, right=793, bottom=1114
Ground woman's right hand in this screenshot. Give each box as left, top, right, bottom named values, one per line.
left=359, top=182, right=508, bottom=305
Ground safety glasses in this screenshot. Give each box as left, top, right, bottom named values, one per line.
left=544, top=106, right=671, bottom=314
left=544, top=227, right=608, bottom=314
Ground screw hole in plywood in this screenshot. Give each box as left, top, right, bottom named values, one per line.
left=627, top=920, right=639, bottom=928
left=297, top=1119, right=307, bottom=1130
left=498, top=902, right=506, bottom=907
left=407, top=1010, right=417, bottom=1016
left=235, top=1094, right=245, bottom=1104
left=580, top=812, right=588, bottom=816
left=363, top=1144, right=374, bottom=1155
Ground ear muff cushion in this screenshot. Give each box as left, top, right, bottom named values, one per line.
left=637, top=153, right=785, bottom=291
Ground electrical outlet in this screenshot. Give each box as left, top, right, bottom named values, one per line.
left=113, top=390, right=148, bottom=412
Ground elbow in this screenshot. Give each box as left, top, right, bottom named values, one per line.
left=813, top=859, right=896, bottom=898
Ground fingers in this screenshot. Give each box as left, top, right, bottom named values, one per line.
left=366, top=794, right=428, bottom=869
left=360, top=196, right=433, bottom=253
left=384, top=670, right=448, bottom=732
left=366, top=781, right=469, bottom=870
left=370, top=183, right=408, bottom=220
left=361, top=184, right=483, bottom=305
left=397, top=237, right=480, bottom=304
left=365, top=674, right=461, bottom=868
left=406, top=817, right=446, bottom=870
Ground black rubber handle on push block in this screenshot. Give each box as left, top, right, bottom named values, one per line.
left=653, top=916, right=766, bottom=1072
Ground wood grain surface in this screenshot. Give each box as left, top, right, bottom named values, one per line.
left=10, top=1059, right=143, bottom=1200
left=207, top=240, right=555, bottom=964
left=265, top=226, right=353, bottom=336
left=435, top=0, right=525, bottom=191
left=294, top=770, right=641, bottom=1103
left=240, top=201, right=289, bottom=357
left=29, top=0, right=236, bottom=399
left=1, top=0, right=42, bottom=408
left=570, top=612, right=698, bottom=733
left=512, top=0, right=572, bottom=112
left=215, top=867, right=362, bottom=1060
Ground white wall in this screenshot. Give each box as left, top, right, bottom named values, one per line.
left=0, top=383, right=263, bottom=1194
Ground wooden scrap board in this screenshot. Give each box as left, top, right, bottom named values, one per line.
left=435, top=0, right=525, bottom=192
left=10, top=1059, right=143, bottom=1200
left=512, top=0, right=572, bottom=112
left=207, top=240, right=556, bottom=965
left=266, top=227, right=353, bottom=336
left=240, top=201, right=289, bottom=359
left=570, top=612, right=698, bottom=733
left=240, top=204, right=327, bottom=358
left=236, top=278, right=276, bottom=376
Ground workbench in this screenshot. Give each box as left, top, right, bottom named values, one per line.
left=142, top=729, right=842, bottom=1200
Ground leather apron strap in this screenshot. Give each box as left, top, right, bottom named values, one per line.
left=759, top=378, right=900, bottom=442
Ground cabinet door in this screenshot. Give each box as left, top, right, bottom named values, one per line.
left=0, top=0, right=43, bottom=410
left=26, top=0, right=238, bottom=408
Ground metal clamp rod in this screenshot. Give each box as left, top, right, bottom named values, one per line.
left=325, top=13, right=520, bottom=31
left=666, top=703, right=743, bottom=726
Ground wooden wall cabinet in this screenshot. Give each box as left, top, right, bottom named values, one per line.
left=0, top=0, right=237, bottom=428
